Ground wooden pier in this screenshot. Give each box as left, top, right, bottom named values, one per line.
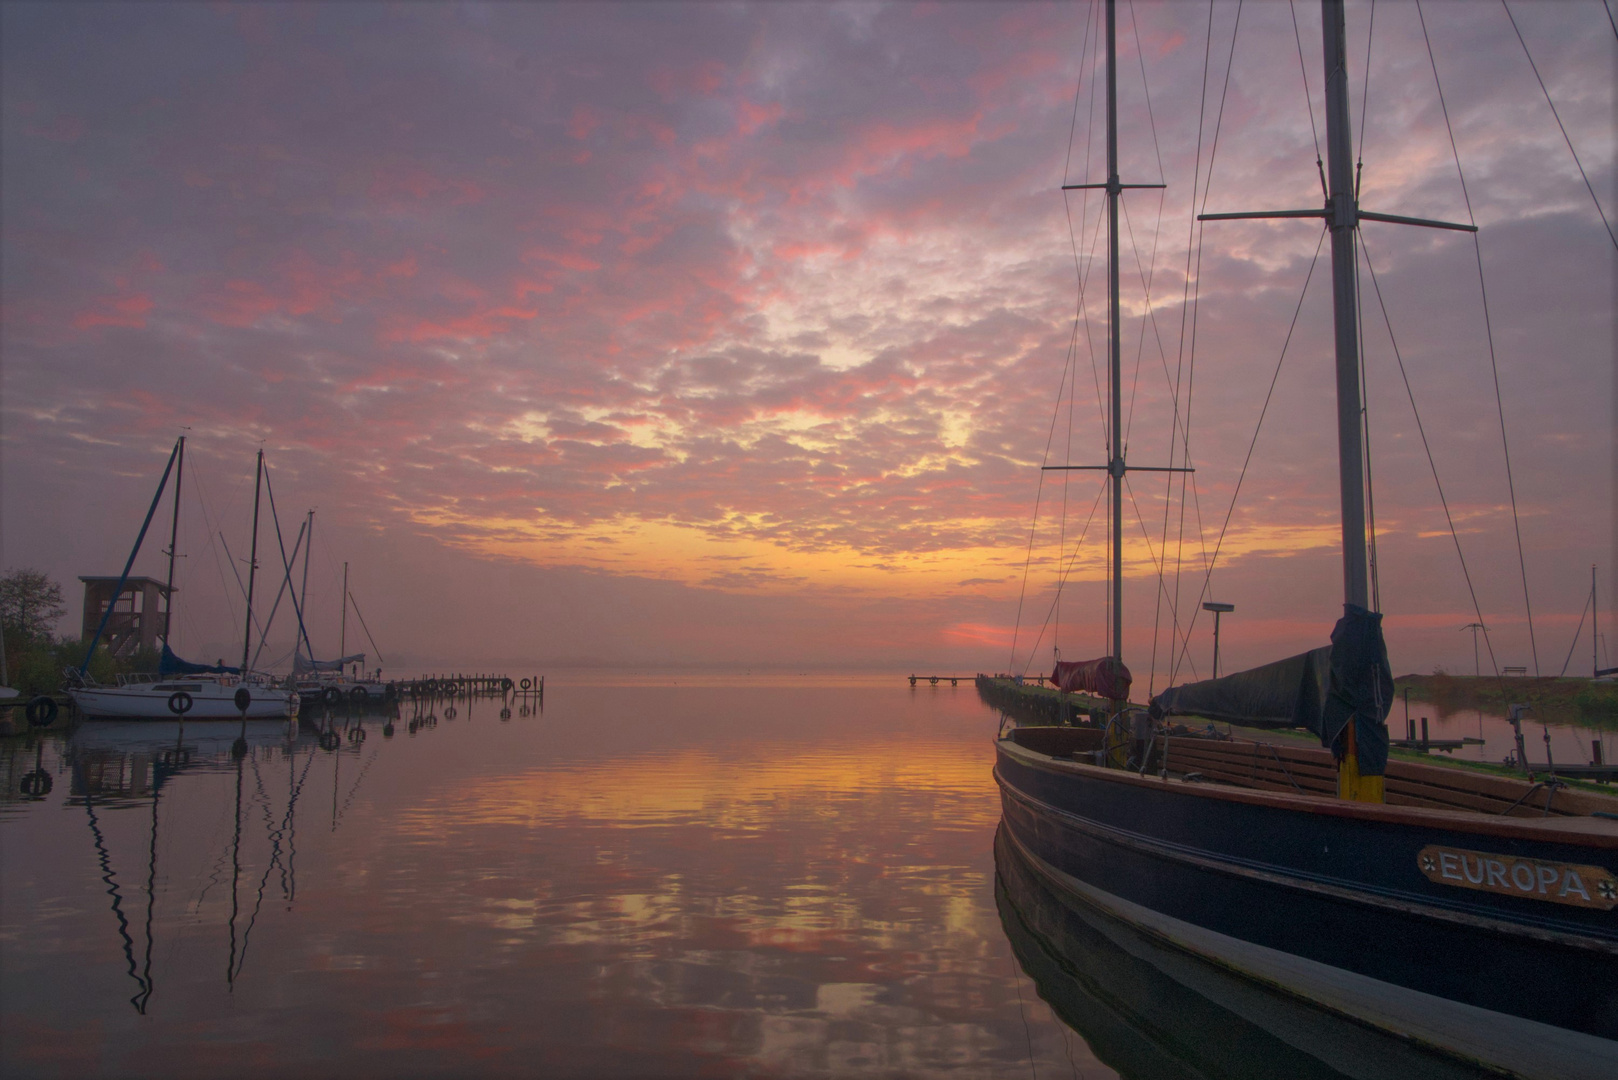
left=393, top=673, right=544, bottom=698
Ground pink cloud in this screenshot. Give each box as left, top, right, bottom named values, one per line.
left=71, top=292, right=154, bottom=329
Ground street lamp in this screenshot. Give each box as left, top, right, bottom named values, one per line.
left=1203, top=602, right=1235, bottom=678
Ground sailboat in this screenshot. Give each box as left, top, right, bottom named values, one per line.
left=291, top=542, right=389, bottom=708
left=65, top=440, right=300, bottom=721
left=992, top=2, right=1618, bottom=1074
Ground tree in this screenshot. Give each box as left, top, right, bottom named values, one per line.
left=0, top=568, right=66, bottom=644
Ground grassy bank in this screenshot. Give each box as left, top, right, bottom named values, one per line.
left=3, top=637, right=155, bottom=698
left=1394, top=673, right=1618, bottom=729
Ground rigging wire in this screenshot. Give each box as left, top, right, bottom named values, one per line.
left=1355, top=0, right=1376, bottom=198
left=1605, top=0, right=1618, bottom=42
left=1354, top=240, right=1383, bottom=614
left=1163, top=0, right=1247, bottom=686
left=1008, top=321, right=1082, bottom=670
left=1152, top=0, right=1220, bottom=696
left=1171, top=229, right=1328, bottom=681
left=1417, top=0, right=1542, bottom=674
left=1499, top=0, right=1618, bottom=253
left=1358, top=236, right=1506, bottom=682
left=1289, top=0, right=1328, bottom=200
left=1558, top=588, right=1594, bottom=678
left=1020, top=478, right=1110, bottom=674
left=1124, top=475, right=1201, bottom=681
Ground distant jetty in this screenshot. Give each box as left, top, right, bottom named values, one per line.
left=974, top=674, right=1110, bottom=726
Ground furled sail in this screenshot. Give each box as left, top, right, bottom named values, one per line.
left=1050, top=657, right=1132, bottom=701
left=293, top=651, right=366, bottom=674
left=159, top=644, right=241, bottom=676
left=1150, top=604, right=1392, bottom=775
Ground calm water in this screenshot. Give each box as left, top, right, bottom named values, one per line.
left=0, top=679, right=1117, bottom=1079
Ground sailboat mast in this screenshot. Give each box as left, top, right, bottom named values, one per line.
left=239, top=450, right=264, bottom=674
left=1321, top=0, right=1369, bottom=610
left=162, top=436, right=185, bottom=649
left=299, top=510, right=313, bottom=658
left=1106, top=0, right=1124, bottom=668
left=339, top=561, right=349, bottom=657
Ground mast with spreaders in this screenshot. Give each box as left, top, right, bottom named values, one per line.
left=1046, top=0, right=1185, bottom=715
left=1199, top=0, right=1476, bottom=801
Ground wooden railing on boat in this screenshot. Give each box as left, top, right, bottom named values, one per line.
left=1006, top=727, right=1618, bottom=819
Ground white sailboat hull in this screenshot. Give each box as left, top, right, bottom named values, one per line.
left=69, top=681, right=299, bottom=720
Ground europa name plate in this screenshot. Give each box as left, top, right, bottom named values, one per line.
left=1418, top=845, right=1617, bottom=911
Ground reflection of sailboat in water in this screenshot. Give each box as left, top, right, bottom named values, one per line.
left=995, top=824, right=1492, bottom=1080
left=67, top=721, right=319, bottom=1007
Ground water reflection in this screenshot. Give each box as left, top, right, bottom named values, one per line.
left=1391, top=696, right=1614, bottom=768
left=1, top=685, right=1106, bottom=1078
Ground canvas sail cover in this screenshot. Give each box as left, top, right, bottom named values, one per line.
left=1149, top=604, right=1392, bottom=776
left=159, top=644, right=241, bottom=676
left=293, top=651, right=366, bottom=674
left=1050, top=657, right=1132, bottom=700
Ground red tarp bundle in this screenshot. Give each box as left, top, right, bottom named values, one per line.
left=1050, top=657, right=1132, bottom=700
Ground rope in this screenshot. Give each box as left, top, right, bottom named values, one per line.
left=1171, top=230, right=1327, bottom=682
left=1020, top=478, right=1109, bottom=675
left=1499, top=0, right=1618, bottom=252
left=1008, top=321, right=1080, bottom=670
left=1416, top=0, right=1541, bottom=674
left=1355, top=0, right=1377, bottom=197
left=1354, top=240, right=1382, bottom=614
left=1558, top=589, right=1594, bottom=678
left=1359, top=237, right=1506, bottom=686
left=1287, top=0, right=1326, bottom=199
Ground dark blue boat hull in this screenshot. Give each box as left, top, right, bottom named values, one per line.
left=995, top=742, right=1618, bottom=1042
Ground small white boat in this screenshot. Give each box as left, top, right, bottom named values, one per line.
left=69, top=675, right=299, bottom=720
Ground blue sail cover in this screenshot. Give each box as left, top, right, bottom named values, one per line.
left=293, top=651, right=366, bottom=674
left=159, top=644, right=241, bottom=676
left=1149, top=604, right=1392, bottom=775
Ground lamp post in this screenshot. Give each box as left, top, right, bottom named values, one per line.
left=1460, top=622, right=1486, bottom=678
left=1203, top=602, right=1235, bottom=678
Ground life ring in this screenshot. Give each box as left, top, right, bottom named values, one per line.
left=19, top=770, right=52, bottom=797
left=520, top=678, right=532, bottom=691
left=25, top=696, right=58, bottom=727
left=323, top=686, right=342, bottom=706
left=499, top=707, right=511, bottom=721
left=382, top=722, right=395, bottom=738
left=167, top=691, right=193, bottom=716
left=348, top=726, right=366, bottom=743
left=160, top=748, right=192, bottom=768
left=443, top=706, right=457, bottom=720
left=350, top=686, right=369, bottom=704
left=502, top=678, right=514, bottom=693
left=233, top=687, right=252, bottom=714
left=318, top=729, right=341, bottom=751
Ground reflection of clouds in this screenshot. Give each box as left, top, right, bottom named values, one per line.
left=391, top=745, right=1000, bottom=833
left=359, top=739, right=1084, bottom=1073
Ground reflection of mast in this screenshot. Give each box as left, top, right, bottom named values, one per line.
left=234, top=745, right=316, bottom=975
left=81, top=775, right=154, bottom=1013
left=140, top=784, right=159, bottom=1013
left=227, top=751, right=244, bottom=989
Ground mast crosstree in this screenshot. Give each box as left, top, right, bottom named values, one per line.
left=1047, top=0, right=1187, bottom=704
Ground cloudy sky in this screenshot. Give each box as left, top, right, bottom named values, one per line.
left=2, top=1, right=1612, bottom=682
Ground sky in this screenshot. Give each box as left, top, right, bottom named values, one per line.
left=2, top=1, right=1613, bottom=684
